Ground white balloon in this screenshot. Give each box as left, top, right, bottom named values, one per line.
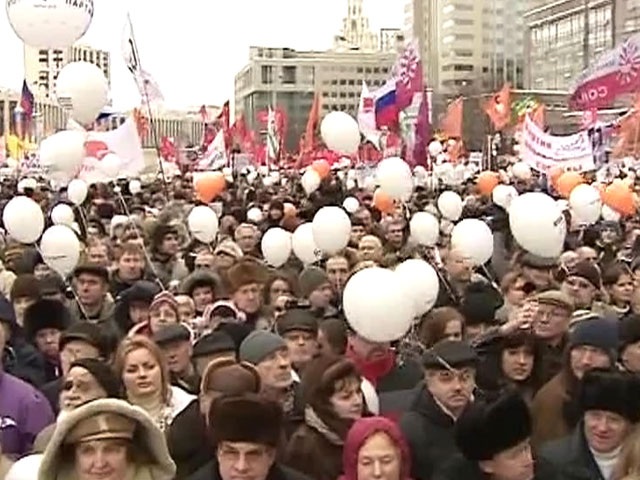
left=320, top=111, right=360, bottom=154
left=56, top=61, right=109, bottom=125
left=395, top=259, right=440, bottom=316
left=376, top=157, right=413, bottom=200
left=343, top=267, right=415, bottom=342
left=492, top=184, right=518, bottom=210
left=509, top=192, right=566, bottom=257
left=129, top=179, right=142, bottom=194
left=292, top=223, right=322, bottom=264
left=40, top=225, right=80, bottom=276
left=188, top=206, right=219, bottom=243
left=301, top=169, right=321, bottom=195
left=556, top=199, right=569, bottom=212
left=247, top=207, right=264, bottom=223
left=601, top=204, right=621, bottom=222
left=39, top=130, right=86, bottom=179
left=410, top=212, right=440, bottom=246
left=51, top=203, right=75, bottom=226
left=312, top=206, right=351, bottom=255
left=2, top=196, right=44, bottom=244
left=428, top=140, right=443, bottom=156
left=437, top=191, right=463, bottom=221
left=5, top=453, right=43, bottom=480
left=67, top=179, right=88, bottom=205
left=261, top=228, right=292, bottom=268
left=343, top=196, right=360, bottom=213
left=99, top=154, right=121, bottom=180
left=6, top=0, right=92, bottom=49
left=451, top=219, right=494, bottom=266
left=512, top=162, right=532, bottom=180
left=569, top=184, right=602, bottom=225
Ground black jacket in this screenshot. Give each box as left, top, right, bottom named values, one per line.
left=188, top=459, right=312, bottom=480
left=399, top=385, right=463, bottom=480
left=167, top=400, right=211, bottom=479
left=2, top=340, right=48, bottom=387
left=434, top=454, right=561, bottom=480
left=539, top=423, right=607, bottom=480
left=40, top=377, right=64, bottom=414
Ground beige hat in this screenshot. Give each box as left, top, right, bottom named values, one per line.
left=64, top=412, right=136, bottom=445
left=535, top=290, right=574, bottom=312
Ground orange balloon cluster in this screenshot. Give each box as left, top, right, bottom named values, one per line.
left=476, top=171, right=500, bottom=196
left=311, top=159, right=331, bottom=179
left=373, top=189, right=394, bottom=214
left=556, top=171, right=584, bottom=198
left=195, top=172, right=226, bottom=203
left=603, top=179, right=636, bottom=217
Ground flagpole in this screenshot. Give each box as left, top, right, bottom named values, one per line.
left=126, top=12, right=169, bottom=200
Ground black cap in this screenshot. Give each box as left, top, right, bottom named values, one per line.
left=193, top=331, right=236, bottom=358
left=39, top=273, right=67, bottom=296
left=60, top=323, right=109, bottom=359
left=276, top=309, right=318, bottom=336
left=423, top=340, right=479, bottom=370
left=73, top=264, right=109, bottom=283
left=521, top=253, right=557, bottom=269
left=152, top=324, right=191, bottom=346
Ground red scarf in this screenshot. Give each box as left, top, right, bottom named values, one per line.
left=346, top=344, right=396, bottom=388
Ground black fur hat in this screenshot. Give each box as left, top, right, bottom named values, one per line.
left=208, top=394, right=283, bottom=447
left=579, top=369, right=640, bottom=423
left=23, top=299, right=71, bottom=341
left=455, top=391, right=531, bottom=461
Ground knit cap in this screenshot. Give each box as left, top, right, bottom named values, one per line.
left=298, top=267, right=329, bottom=298
left=569, top=317, right=619, bottom=361
left=239, top=330, right=287, bottom=365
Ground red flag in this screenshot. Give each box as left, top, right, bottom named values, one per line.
left=483, top=83, right=511, bottom=130
left=531, top=104, right=546, bottom=129
left=440, top=98, right=463, bottom=138
left=159, top=136, right=177, bottom=162
left=303, top=93, right=321, bottom=153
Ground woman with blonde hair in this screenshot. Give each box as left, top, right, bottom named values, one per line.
left=0, top=444, right=13, bottom=480
left=614, top=425, right=640, bottom=480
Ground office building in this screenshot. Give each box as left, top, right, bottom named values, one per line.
left=23, top=45, right=111, bottom=99
left=234, top=46, right=395, bottom=150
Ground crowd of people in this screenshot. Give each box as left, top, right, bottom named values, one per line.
left=0, top=166, right=639, bottom=480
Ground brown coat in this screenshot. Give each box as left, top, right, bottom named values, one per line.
left=531, top=372, right=572, bottom=448
left=284, top=421, right=344, bottom=480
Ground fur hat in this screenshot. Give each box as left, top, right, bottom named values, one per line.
left=180, top=271, right=222, bottom=297
left=200, top=358, right=261, bottom=394
left=579, top=369, right=640, bottom=423
left=226, top=259, right=268, bottom=293
left=455, top=391, right=532, bottom=461
left=208, top=394, right=283, bottom=447
left=10, top=273, right=40, bottom=301
left=151, top=223, right=179, bottom=251
left=38, top=399, right=176, bottom=480
left=23, top=299, right=71, bottom=341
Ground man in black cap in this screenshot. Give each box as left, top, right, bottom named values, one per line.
left=154, top=323, right=200, bottom=394
left=560, top=260, right=602, bottom=310
left=38, top=273, right=68, bottom=303
left=435, top=392, right=558, bottom=480
left=192, top=331, right=236, bottom=375
left=520, top=253, right=557, bottom=292
left=540, top=369, right=640, bottom=480
left=276, top=309, right=318, bottom=373
left=400, top=340, right=479, bottom=480
left=40, top=322, right=109, bottom=413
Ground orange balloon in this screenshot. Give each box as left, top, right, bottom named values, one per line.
left=283, top=202, right=297, bottom=217
left=311, top=159, right=331, bottom=179
left=556, top=171, right=584, bottom=198
left=195, top=171, right=226, bottom=203
left=604, top=179, right=636, bottom=217
left=476, top=171, right=500, bottom=196
left=373, top=189, right=394, bottom=214
left=548, top=166, right=564, bottom=188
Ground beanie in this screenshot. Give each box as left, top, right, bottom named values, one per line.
left=564, top=260, right=602, bottom=289
left=67, top=358, right=123, bottom=399
left=239, top=330, right=287, bottom=365
left=298, top=267, right=329, bottom=298
left=569, top=317, right=619, bottom=361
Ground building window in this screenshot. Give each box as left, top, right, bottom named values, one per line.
left=261, top=65, right=273, bottom=84
left=348, top=79, right=355, bottom=85
left=339, top=79, right=347, bottom=85
left=282, top=66, right=296, bottom=84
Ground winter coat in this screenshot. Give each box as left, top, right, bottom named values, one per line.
left=284, top=407, right=345, bottom=480
left=166, top=399, right=211, bottom=479
left=67, top=297, right=122, bottom=351
left=113, top=280, right=162, bottom=334
left=188, top=459, right=312, bottom=480
left=149, top=254, right=189, bottom=289
left=399, top=385, right=463, bottom=480
left=40, top=377, right=63, bottom=414
left=0, top=369, right=55, bottom=457
left=531, top=371, right=576, bottom=448
left=539, top=423, right=606, bottom=480
left=2, top=339, right=48, bottom=388
left=434, top=454, right=561, bottom=480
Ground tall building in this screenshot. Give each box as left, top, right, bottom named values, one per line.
left=335, top=0, right=379, bottom=50
left=234, top=46, right=395, bottom=150
left=23, top=45, right=111, bottom=99
left=379, top=28, right=405, bottom=52
left=405, top=0, right=525, bottom=97
left=524, top=0, right=640, bottom=91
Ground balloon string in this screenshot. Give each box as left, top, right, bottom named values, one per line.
left=115, top=190, right=165, bottom=292
left=35, top=245, right=90, bottom=320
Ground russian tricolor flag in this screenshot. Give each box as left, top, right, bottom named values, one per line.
left=374, top=78, right=399, bottom=129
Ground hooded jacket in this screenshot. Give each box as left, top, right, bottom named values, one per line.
left=113, top=280, right=162, bottom=334
left=340, top=416, right=412, bottom=480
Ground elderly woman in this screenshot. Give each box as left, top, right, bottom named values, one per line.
left=38, top=398, right=175, bottom=480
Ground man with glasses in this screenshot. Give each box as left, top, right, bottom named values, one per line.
left=400, top=340, right=479, bottom=480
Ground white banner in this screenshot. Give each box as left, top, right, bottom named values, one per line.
left=521, top=115, right=595, bottom=172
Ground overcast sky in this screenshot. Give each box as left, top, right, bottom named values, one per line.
left=0, top=0, right=403, bottom=110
